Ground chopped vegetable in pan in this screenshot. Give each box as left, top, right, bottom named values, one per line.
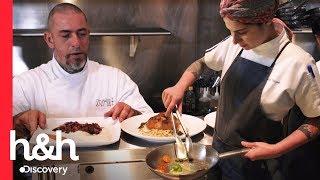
left=162, top=154, right=171, bottom=163
left=155, top=155, right=209, bottom=175
left=169, top=162, right=183, bottom=174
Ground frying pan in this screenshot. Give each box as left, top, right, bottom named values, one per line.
left=277, top=5, right=306, bottom=17
left=304, top=7, right=320, bottom=21
left=145, top=143, right=248, bottom=180
left=276, top=0, right=307, bottom=25
left=307, top=7, right=320, bottom=16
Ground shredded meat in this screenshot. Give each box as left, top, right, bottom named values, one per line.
left=52, top=121, right=102, bottom=135
left=146, top=112, right=180, bottom=130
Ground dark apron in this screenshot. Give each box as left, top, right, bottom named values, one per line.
left=213, top=42, right=290, bottom=180
left=284, top=105, right=320, bottom=180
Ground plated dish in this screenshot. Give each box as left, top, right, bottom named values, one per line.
left=121, top=113, right=206, bottom=142
left=29, top=117, right=121, bottom=147
left=138, top=112, right=183, bottom=137
left=204, top=112, right=216, bottom=128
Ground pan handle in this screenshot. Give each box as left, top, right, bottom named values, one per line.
left=218, top=148, right=250, bottom=160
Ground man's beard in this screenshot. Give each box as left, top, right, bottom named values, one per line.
left=62, top=54, right=87, bottom=74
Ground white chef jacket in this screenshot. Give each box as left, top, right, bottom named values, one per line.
left=317, top=61, right=320, bottom=72
left=204, top=23, right=320, bottom=121
left=13, top=57, right=153, bottom=118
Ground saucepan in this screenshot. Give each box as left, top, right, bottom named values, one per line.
left=145, top=143, right=249, bottom=180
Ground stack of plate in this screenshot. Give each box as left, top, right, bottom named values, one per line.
left=204, top=112, right=216, bottom=129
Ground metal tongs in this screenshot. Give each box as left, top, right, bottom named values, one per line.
left=171, top=105, right=193, bottom=161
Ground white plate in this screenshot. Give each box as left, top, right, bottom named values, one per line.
left=204, top=112, right=216, bottom=128
left=29, top=117, right=121, bottom=147
left=121, top=113, right=206, bottom=142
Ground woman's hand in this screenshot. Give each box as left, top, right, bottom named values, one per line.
left=162, top=85, right=185, bottom=117
left=241, top=141, right=282, bottom=160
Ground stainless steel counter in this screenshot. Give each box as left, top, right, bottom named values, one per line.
left=17, top=118, right=219, bottom=180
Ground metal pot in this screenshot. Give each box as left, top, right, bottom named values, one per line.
left=145, top=143, right=248, bottom=180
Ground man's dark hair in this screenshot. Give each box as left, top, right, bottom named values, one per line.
left=47, top=3, right=87, bottom=30
left=311, top=17, right=320, bottom=36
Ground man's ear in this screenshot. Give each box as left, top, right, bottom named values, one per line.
left=44, top=31, right=54, bottom=49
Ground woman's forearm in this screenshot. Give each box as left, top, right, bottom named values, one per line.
left=276, top=116, right=320, bottom=155
left=175, top=57, right=206, bottom=90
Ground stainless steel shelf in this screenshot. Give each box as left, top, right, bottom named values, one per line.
left=292, top=28, right=313, bottom=34
left=13, top=27, right=171, bottom=37
left=13, top=27, right=171, bottom=57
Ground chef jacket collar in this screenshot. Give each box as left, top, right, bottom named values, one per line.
left=251, top=25, right=288, bottom=55
left=51, top=55, right=89, bottom=79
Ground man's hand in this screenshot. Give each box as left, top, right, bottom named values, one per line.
left=162, top=85, right=185, bottom=117
left=241, top=141, right=282, bottom=161
left=104, top=102, right=141, bottom=122
left=13, top=110, right=46, bottom=138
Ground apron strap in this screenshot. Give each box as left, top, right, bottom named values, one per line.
left=270, top=41, right=290, bottom=68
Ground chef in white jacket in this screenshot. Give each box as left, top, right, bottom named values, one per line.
left=13, top=3, right=153, bottom=138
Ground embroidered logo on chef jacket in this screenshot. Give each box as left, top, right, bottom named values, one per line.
left=96, top=98, right=114, bottom=107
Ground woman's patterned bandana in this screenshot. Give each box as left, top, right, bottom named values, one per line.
left=220, top=0, right=278, bottom=24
